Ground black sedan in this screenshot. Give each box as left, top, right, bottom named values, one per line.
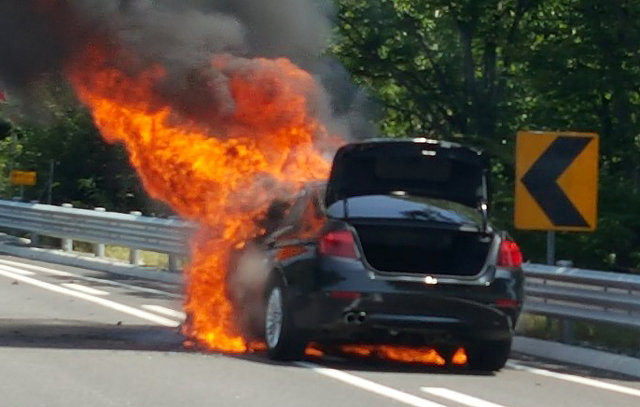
left=227, top=138, right=524, bottom=371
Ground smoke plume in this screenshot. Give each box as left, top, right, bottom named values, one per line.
left=0, top=0, right=373, bottom=138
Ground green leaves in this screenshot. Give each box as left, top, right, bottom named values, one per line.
left=1, top=89, right=154, bottom=212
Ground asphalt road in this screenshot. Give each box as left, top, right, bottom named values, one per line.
left=0, top=254, right=638, bottom=407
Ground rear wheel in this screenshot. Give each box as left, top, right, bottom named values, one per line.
left=264, top=278, right=306, bottom=360
left=467, top=339, right=511, bottom=372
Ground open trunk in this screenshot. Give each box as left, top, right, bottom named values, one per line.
left=352, top=222, right=493, bottom=277
left=325, top=139, right=494, bottom=277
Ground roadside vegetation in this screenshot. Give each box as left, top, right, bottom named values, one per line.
left=519, top=313, right=640, bottom=358
left=31, top=236, right=174, bottom=270
left=2, top=1, right=640, bottom=272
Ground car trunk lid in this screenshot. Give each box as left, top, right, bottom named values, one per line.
left=325, top=139, right=489, bottom=209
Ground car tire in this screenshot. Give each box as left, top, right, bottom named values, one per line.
left=264, top=277, right=306, bottom=361
left=467, top=339, right=511, bottom=372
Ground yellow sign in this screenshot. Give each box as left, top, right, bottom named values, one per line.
left=515, top=131, right=599, bottom=231
left=10, top=170, right=37, bottom=186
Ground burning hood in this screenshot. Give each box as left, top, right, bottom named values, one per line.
left=325, top=139, right=489, bottom=209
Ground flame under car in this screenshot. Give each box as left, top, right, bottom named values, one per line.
left=227, top=139, right=524, bottom=371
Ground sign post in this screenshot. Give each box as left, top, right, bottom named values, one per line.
left=546, top=231, right=555, bottom=265
left=515, top=131, right=599, bottom=263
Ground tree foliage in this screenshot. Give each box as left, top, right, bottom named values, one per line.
left=0, top=83, right=166, bottom=214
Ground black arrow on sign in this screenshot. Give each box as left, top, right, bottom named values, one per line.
left=521, top=136, right=591, bottom=227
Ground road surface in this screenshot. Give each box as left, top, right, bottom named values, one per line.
left=0, top=254, right=638, bottom=407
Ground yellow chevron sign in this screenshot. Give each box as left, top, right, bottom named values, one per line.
left=515, top=131, right=599, bottom=231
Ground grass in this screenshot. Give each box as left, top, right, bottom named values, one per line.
left=69, top=240, right=186, bottom=271
left=517, top=313, right=640, bottom=358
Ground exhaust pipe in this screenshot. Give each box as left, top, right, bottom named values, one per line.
left=343, top=311, right=367, bottom=325
left=343, top=312, right=357, bottom=324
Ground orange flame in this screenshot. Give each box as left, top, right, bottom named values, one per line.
left=68, top=45, right=339, bottom=352
left=451, top=347, right=468, bottom=366
left=67, top=43, right=462, bottom=367
left=339, top=345, right=447, bottom=366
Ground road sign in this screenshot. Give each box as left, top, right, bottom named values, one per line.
left=515, top=131, right=599, bottom=231
left=10, top=170, right=37, bottom=186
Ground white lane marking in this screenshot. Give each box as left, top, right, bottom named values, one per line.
left=296, top=361, right=449, bottom=407
left=0, top=269, right=180, bottom=327
left=61, top=283, right=110, bottom=296
left=422, top=388, right=509, bottom=407
left=142, top=305, right=186, bottom=320
left=0, top=258, right=180, bottom=298
left=0, top=261, right=71, bottom=276
left=507, top=362, right=640, bottom=398
left=0, top=265, right=36, bottom=276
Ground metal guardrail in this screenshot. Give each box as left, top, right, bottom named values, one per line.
left=522, top=263, right=640, bottom=333
left=0, top=200, right=197, bottom=272
left=0, top=199, right=638, bottom=332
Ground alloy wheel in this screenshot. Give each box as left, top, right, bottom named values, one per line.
left=265, top=286, right=283, bottom=349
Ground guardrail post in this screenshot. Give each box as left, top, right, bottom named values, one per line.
left=29, top=233, right=40, bottom=247
left=561, top=319, right=575, bottom=344
left=168, top=254, right=181, bottom=273
left=130, top=249, right=142, bottom=266
left=93, top=207, right=106, bottom=258
left=61, top=203, right=74, bottom=252
left=28, top=200, right=40, bottom=247
left=167, top=216, right=183, bottom=273
left=129, top=211, right=143, bottom=266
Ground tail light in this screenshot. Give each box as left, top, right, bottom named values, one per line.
left=318, top=230, right=358, bottom=259
left=495, top=298, right=520, bottom=308
left=498, top=239, right=523, bottom=267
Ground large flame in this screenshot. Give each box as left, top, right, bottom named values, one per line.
left=67, top=43, right=463, bottom=367
left=69, top=45, right=338, bottom=352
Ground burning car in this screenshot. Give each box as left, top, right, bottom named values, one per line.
left=228, top=138, right=524, bottom=371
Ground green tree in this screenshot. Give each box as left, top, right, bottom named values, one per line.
left=1, top=82, right=166, bottom=214
left=333, top=0, right=539, bottom=145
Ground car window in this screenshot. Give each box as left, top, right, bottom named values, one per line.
left=298, top=190, right=326, bottom=238
left=259, top=198, right=294, bottom=237
left=311, top=186, right=327, bottom=215
left=279, top=193, right=308, bottom=231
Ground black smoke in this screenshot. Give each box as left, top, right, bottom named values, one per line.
left=0, top=0, right=375, bottom=138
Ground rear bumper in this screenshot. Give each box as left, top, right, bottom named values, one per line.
left=286, top=257, right=522, bottom=344
left=292, top=292, right=513, bottom=343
